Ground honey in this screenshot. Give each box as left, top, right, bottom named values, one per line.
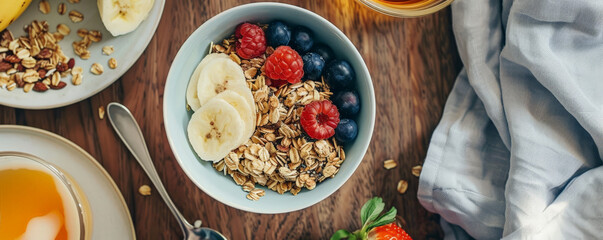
left=0, top=155, right=82, bottom=240
left=369, top=0, right=441, bottom=9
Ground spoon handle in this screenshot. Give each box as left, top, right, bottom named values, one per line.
left=106, top=102, right=193, bottom=235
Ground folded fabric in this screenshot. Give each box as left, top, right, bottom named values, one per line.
left=417, top=0, right=603, bottom=239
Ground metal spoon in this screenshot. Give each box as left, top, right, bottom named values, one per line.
left=107, top=102, right=226, bottom=240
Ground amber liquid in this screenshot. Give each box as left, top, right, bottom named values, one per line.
left=371, top=0, right=440, bottom=8
left=0, top=168, right=69, bottom=240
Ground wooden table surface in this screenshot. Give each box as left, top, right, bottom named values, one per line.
left=0, top=0, right=461, bottom=239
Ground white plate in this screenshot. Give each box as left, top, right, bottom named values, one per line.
left=0, top=0, right=165, bottom=109
left=0, top=125, right=136, bottom=239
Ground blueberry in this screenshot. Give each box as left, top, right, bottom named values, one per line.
left=335, top=119, right=358, bottom=143
left=290, top=27, right=314, bottom=53
left=311, top=43, right=335, bottom=63
left=302, top=52, right=325, bottom=80
left=333, top=91, right=360, bottom=117
left=324, top=60, right=355, bottom=90
left=265, top=21, right=291, bottom=47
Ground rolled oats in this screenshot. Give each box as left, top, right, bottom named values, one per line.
left=58, top=3, right=66, bottom=15
left=411, top=165, right=422, bottom=177
left=57, top=24, right=70, bottom=36
left=23, top=83, right=34, bottom=92
left=72, top=73, right=82, bottom=85
left=384, top=159, right=397, bottom=169
left=397, top=180, right=408, bottom=194
left=39, top=0, right=51, bottom=14
left=138, top=185, right=152, bottom=196
left=68, top=0, right=80, bottom=3
left=108, top=58, right=117, bottom=69
left=90, top=63, right=103, bottom=75
left=69, top=10, right=84, bottom=23
left=102, top=45, right=114, bottom=55
left=96, top=106, right=105, bottom=120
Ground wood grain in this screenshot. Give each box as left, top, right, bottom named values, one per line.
left=0, top=0, right=461, bottom=239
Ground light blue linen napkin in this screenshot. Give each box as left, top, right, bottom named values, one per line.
left=417, top=0, right=603, bottom=239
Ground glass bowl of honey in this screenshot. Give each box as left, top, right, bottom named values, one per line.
left=0, top=152, right=92, bottom=240
left=356, top=0, right=454, bottom=17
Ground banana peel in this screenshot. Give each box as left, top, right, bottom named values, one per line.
left=0, top=0, right=32, bottom=32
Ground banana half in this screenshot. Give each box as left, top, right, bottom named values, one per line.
left=186, top=53, right=257, bottom=161
left=98, top=0, right=155, bottom=36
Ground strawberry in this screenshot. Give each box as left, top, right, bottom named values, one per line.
left=331, top=197, right=412, bottom=240
left=368, top=223, right=412, bottom=240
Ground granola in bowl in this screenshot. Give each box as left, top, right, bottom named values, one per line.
left=164, top=2, right=374, bottom=213
left=186, top=21, right=361, bottom=201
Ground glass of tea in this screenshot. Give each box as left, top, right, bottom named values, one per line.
left=357, top=0, right=454, bottom=17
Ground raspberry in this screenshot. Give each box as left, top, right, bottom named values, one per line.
left=266, top=78, right=288, bottom=88
left=300, top=100, right=340, bottom=140
left=265, top=46, right=304, bottom=84
left=235, top=23, right=266, bottom=59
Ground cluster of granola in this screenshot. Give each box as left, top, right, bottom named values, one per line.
left=209, top=36, right=346, bottom=200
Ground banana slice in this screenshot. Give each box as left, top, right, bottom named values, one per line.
left=187, top=98, right=245, bottom=161
left=98, top=0, right=155, bottom=36
left=186, top=53, right=229, bottom=111
left=214, top=90, right=255, bottom=143
left=196, top=57, right=246, bottom=107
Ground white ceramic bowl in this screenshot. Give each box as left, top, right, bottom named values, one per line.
left=164, top=2, right=375, bottom=213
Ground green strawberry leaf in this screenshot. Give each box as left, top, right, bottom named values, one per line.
left=360, top=197, right=385, bottom=226
left=330, top=229, right=352, bottom=240
left=367, top=206, right=397, bottom=229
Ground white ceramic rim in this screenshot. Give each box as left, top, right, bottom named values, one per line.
left=0, top=0, right=166, bottom=110
left=0, top=125, right=136, bottom=238
left=164, top=2, right=376, bottom=214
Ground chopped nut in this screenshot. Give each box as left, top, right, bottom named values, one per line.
left=138, top=185, right=151, bottom=196
left=411, top=165, right=422, bottom=177
left=397, top=180, right=408, bottom=194
left=57, top=24, right=70, bottom=35
left=98, top=106, right=105, bottom=120
left=69, top=10, right=84, bottom=23
left=90, top=63, right=103, bottom=75
left=39, top=0, right=50, bottom=14
left=58, top=3, right=66, bottom=15
left=108, top=58, right=117, bottom=69
left=384, top=159, right=398, bottom=169
left=102, top=45, right=114, bottom=55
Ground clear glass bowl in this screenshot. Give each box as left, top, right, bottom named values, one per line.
left=0, top=152, right=92, bottom=240
left=356, top=0, right=454, bottom=17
